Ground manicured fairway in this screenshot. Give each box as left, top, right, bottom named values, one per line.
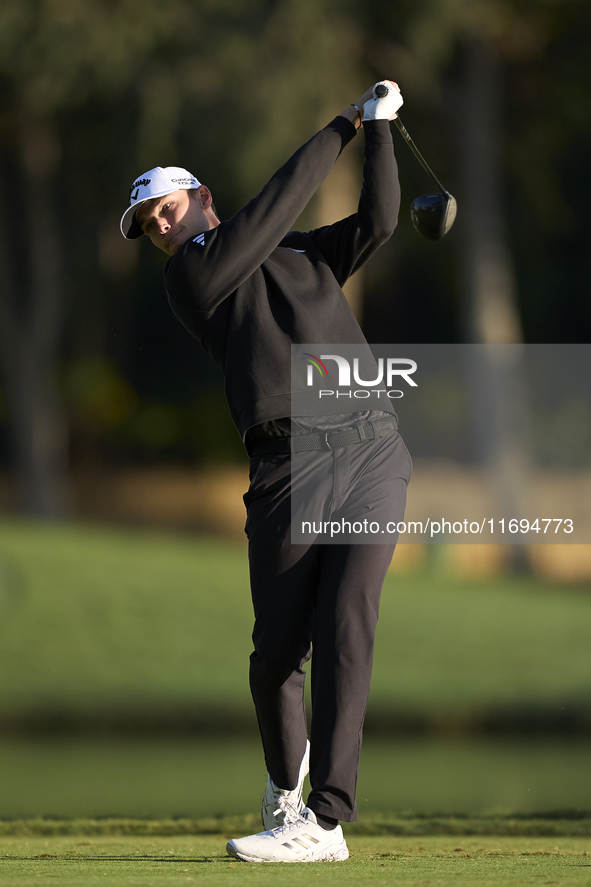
left=2, top=520, right=591, bottom=884
left=1, top=519, right=591, bottom=718
left=2, top=736, right=591, bottom=819
left=2, top=833, right=591, bottom=886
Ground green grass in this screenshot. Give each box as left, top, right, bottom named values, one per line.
left=2, top=813, right=591, bottom=837
left=2, top=527, right=590, bottom=882
left=0, top=521, right=254, bottom=712
left=1, top=519, right=590, bottom=719
left=1, top=834, right=591, bottom=886
left=2, top=736, right=591, bottom=820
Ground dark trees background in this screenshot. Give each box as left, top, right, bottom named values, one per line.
left=0, top=0, right=590, bottom=515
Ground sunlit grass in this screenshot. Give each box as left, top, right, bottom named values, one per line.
left=0, top=519, right=590, bottom=718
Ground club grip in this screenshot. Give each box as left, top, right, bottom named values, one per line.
left=374, top=84, right=389, bottom=98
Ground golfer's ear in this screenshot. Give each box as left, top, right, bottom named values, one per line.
left=197, top=185, right=213, bottom=209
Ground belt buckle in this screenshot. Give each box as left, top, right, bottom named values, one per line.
left=322, top=431, right=333, bottom=451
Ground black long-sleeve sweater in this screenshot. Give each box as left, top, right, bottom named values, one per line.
left=164, top=116, right=400, bottom=439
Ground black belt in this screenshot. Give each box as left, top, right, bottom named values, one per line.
left=247, top=417, right=398, bottom=457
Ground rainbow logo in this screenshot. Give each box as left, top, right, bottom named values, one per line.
left=302, top=353, right=329, bottom=377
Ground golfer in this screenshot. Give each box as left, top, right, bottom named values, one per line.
left=120, top=80, right=412, bottom=862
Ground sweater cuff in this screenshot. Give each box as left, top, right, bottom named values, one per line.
left=322, top=115, right=358, bottom=150
left=361, top=118, right=394, bottom=145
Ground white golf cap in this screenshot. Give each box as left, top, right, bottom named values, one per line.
left=120, top=166, right=202, bottom=239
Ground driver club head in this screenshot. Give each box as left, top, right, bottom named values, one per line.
left=410, top=192, right=457, bottom=241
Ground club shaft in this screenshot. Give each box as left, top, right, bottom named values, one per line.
left=393, top=116, right=449, bottom=196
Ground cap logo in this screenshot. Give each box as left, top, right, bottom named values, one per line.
left=129, top=178, right=152, bottom=202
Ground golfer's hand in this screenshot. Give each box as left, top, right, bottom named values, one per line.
left=362, top=81, right=403, bottom=121
left=339, top=80, right=402, bottom=129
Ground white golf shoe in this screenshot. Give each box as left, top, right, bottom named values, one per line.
left=261, top=739, right=310, bottom=830
left=226, top=806, right=349, bottom=863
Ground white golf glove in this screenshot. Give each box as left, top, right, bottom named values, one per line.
left=363, top=81, right=403, bottom=121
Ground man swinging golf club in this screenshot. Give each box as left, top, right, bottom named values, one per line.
left=120, top=80, right=412, bottom=863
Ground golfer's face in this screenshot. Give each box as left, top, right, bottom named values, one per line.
left=136, top=189, right=208, bottom=256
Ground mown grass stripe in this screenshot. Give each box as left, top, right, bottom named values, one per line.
left=1, top=814, right=591, bottom=837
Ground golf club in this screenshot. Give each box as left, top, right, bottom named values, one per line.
left=374, top=83, right=457, bottom=240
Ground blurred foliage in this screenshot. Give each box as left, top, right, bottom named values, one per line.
left=0, top=0, right=589, bottom=470
left=63, top=358, right=244, bottom=464
left=66, top=358, right=137, bottom=429
left=536, top=397, right=591, bottom=468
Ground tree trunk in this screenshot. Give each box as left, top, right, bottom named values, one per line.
left=0, top=109, right=68, bottom=517
left=456, top=38, right=533, bottom=572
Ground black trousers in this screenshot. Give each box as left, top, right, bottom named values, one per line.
left=243, top=414, right=412, bottom=822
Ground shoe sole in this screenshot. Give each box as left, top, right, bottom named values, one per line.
left=226, top=839, right=349, bottom=863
